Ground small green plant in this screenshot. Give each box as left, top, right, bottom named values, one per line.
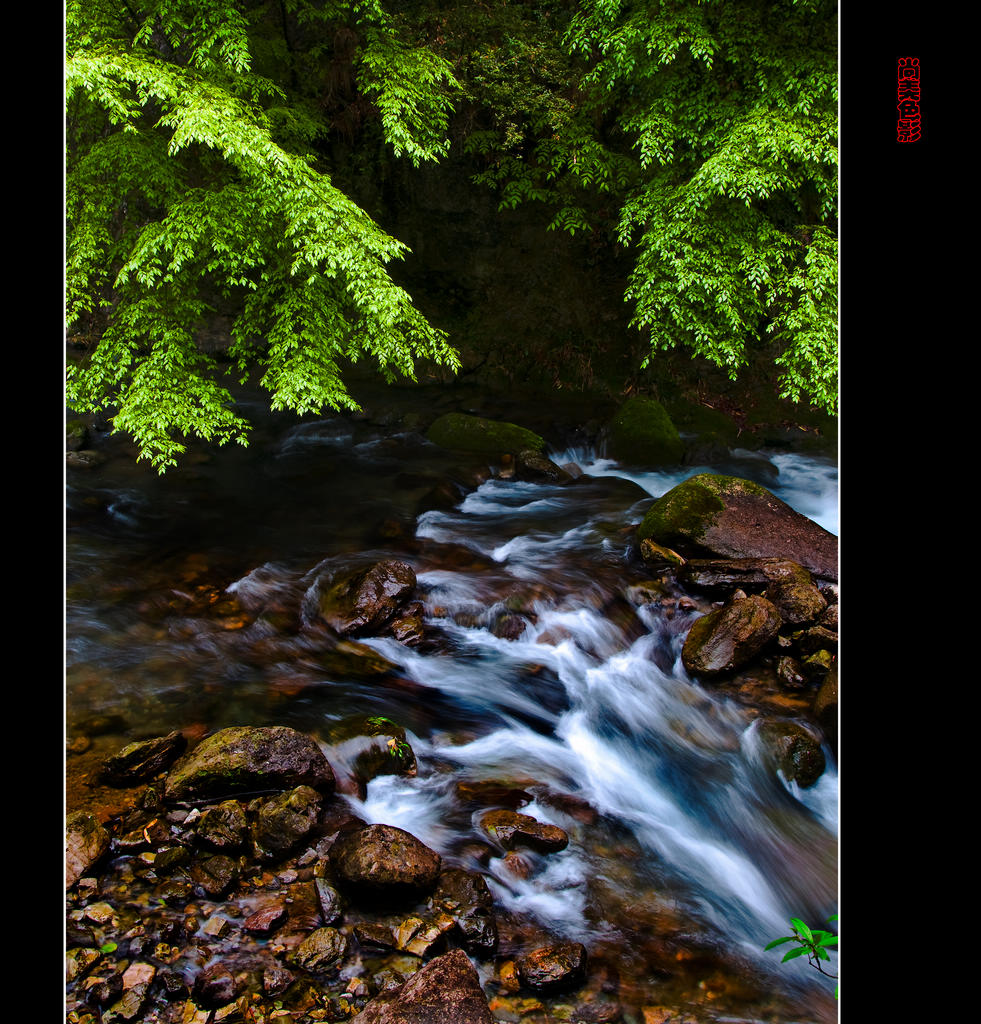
left=765, top=915, right=838, bottom=997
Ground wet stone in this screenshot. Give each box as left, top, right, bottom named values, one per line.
left=251, top=785, right=323, bottom=859
left=314, top=878, right=344, bottom=925
left=193, top=962, right=241, bottom=1007
left=479, top=809, right=569, bottom=853
left=517, top=941, right=589, bottom=994
left=101, top=731, right=188, bottom=786
left=195, top=800, right=248, bottom=850
left=189, top=855, right=240, bottom=897
left=292, top=926, right=348, bottom=972
left=243, top=899, right=287, bottom=934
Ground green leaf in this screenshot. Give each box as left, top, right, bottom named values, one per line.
left=763, top=936, right=795, bottom=950
left=781, top=946, right=810, bottom=962
left=790, top=917, right=813, bottom=943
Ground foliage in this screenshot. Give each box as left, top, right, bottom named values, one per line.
left=765, top=914, right=838, bottom=996
left=444, top=0, right=839, bottom=412
left=66, top=0, right=838, bottom=471
left=66, top=0, right=461, bottom=470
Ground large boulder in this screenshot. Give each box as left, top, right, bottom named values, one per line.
left=328, top=824, right=442, bottom=904
left=318, top=560, right=417, bottom=638
left=638, top=474, right=838, bottom=581
left=606, top=397, right=684, bottom=466
left=351, top=948, right=495, bottom=1023
left=681, top=594, right=782, bottom=677
left=426, top=413, right=546, bottom=456
left=164, top=726, right=335, bottom=804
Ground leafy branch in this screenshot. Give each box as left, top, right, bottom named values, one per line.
left=764, top=915, right=838, bottom=996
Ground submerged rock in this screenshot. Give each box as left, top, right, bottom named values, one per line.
left=681, top=594, right=782, bottom=677
left=292, top=926, right=348, bottom=972
left=638, top=474, right=838, bottom=581
left=517, top=942, right=588, bottom=994
left=163, top=726, right=335, bottom=804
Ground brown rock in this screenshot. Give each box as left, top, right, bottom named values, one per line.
left=681, top=594, right=782, bottom=676
left=101, top=731, right=187, bottom=786
left=639, top=475, right=838, bottom=582
left=329, top=824, right=442, bottom=904
left=479, top=809, right=569, bottom=853
left=318, top=560, right=417, bottom=637
left=66, top=812, right=110, bottom=888
left=293, top=927, right=348, bottom=972
left=164, top=726, right=335, bottom=804
left=351, top=948, right=495, bottom=1023
left=517, top=942, right=588, bottom=994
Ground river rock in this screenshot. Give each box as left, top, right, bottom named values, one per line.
left=426, top=412, right=546, bottom=456
left=328, top=824, right=442, bottom=904
left=101, top=731, right=187, bottom=785
left=755, top=719, right=826, bottom=787
left=431, top=868, right=498, bottom=955
left=638, top=474, right=838, bottom=581
left=514, top=448, right=574, bottom=484
left=66, top=811, right=110, bottom=888
left=479, top=809, right=569, bottom=853
left=315, top=878, right=344, bottom=925
left=251, top=785, right=323, bottom=859
left=349, top=717, right=418, bottom=785
left=606, top=397, right=684, bottom=466
left=352, top=948, right=495, bottom=1023
left=194, top=799, right=248, bottom=850
left=319, top=560, right=417, bottom=637
left=681, top=594, right=782, bottom=677
left=164, top=726, right=335, bottom=804
left=292, top=926, right=348, bottom=972
left=189, top=854, right=240, bottom=896
left=517, top=941, right=588, bottom=993
left=764, top=577, right=827, bottom=626
left=679, top=557, right=812, bottom=591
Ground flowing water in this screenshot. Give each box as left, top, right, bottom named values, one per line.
left=66, top=387, right=838, bottom=1022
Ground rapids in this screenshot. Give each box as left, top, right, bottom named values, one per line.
left=66, top=396, right=838, bottom=1021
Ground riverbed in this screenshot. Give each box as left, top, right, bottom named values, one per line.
left=66, top=378, right=838, bottom=1023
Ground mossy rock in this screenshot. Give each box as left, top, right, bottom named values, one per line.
left=638, top=473, right=838, bottom=582
left=163, top=726, right=335, bottom=804
left=426, top=412, right=545, bottom=455
left=606, top=396, right=684, bottom=466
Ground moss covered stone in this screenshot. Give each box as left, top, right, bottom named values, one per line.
left=638, top=473, right=838, bottom=582
left=426, top=412, right=545, bottom=455
left=607, top=396, right=684, bottom=466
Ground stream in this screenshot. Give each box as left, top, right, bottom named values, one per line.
left=66, top=383, right=839, bottom=1022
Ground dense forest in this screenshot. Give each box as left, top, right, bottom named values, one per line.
left=66, top=0, right=837, bottom=470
